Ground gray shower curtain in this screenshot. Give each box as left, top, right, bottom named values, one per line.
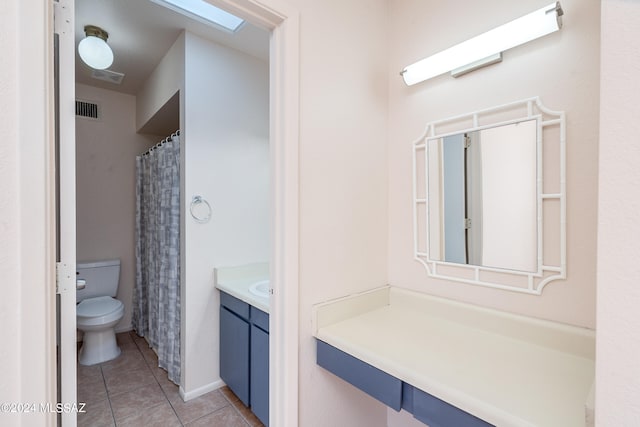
left=133, top=132, right=181, bottom=385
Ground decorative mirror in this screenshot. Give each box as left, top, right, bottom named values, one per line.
left=413, top=97, right=565, bottom=294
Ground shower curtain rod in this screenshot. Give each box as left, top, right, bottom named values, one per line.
left=140, top=130, right=180, bottom=157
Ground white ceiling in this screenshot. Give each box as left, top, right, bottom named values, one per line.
left=75, top=0, right=270, bottom=95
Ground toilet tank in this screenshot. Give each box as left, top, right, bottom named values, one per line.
left=76, top=259, right=120, bottom=303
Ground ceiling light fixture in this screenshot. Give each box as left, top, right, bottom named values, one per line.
left=400, top=2, right=564, bottom=86
left=149, top=0, right=245, bottom=32
left=78, top=25, right=114, bottom=70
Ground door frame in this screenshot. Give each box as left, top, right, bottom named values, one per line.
left=223, top=3, right=301, bottom=424
left=41, top=0, right=300, bottom=426
left=17, top=1, right=59, bottom=426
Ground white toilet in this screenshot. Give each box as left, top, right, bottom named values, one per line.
left=76, top=259, right=125, bottom=366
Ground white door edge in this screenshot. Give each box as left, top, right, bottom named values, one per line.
left=54, top=0, right=77, bottom=425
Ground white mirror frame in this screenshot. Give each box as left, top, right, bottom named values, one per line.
left=413, top=97, right=565, bottom=294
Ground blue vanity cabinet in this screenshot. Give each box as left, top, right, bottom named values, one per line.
left=220, top=293, right=251, bottom=406
left=219, top=292, right=270, bottom=426
left=250, top=307, right=269, bottom=426
left=316, top=340, right=494, bottom=427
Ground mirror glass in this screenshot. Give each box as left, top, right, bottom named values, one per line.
left=427, top=120, right=537, bottom=272
left=413, top=97, right=565, bottom=294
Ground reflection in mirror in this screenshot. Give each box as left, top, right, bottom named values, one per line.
left=413, top=97, right=566, bottom=294
left=427, top=120, right=537, bottom=272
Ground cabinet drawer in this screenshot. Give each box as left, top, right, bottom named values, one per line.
left=412, top=387, right=494, bottom=427
left=251, top=306, right=269, bottom=332
left=220, top=291, right=250, bottom=320
left=316, top=340, right=402, bottom=411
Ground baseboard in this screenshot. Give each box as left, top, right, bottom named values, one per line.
left=180, top=379, right=225, bottom=402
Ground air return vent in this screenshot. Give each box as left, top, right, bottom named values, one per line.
left=75, top=100, right=99, bottom=119
left=91, top=68, right=125, bottom=85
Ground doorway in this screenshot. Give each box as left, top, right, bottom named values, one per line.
left=54, top=0, right=299, bottom=425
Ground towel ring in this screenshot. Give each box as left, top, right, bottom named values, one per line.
left=190, top=196, right=212, bottom=224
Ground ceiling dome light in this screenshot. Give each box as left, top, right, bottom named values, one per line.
left=78, top=25, right=114, bottom=70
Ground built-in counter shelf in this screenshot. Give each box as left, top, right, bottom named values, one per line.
left=312, top=286, right=595, bottom=427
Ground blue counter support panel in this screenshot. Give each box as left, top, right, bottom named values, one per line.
left=316, top=339, right=495, bottom=427
left=316, top=340, right=402, bottom=411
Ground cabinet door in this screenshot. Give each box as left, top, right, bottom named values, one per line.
left=250, top=324, right=269, bottom=426
left=220, top=306, right=250, bottom=406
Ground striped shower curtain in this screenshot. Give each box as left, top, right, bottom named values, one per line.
left=133, top=132, right=181, bottom=385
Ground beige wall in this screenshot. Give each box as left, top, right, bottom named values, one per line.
left=387, top=0, right=600, bottom=329
left=2, top=0, right=57, bottom=425
left=294, top=0, right=390, bottom=425
left=387, top=2, right=600, bottom=424
left=76, top=83, right=160, bottom=332
left=596, top=0, right=640, bottom=424
left=0, top=0, right=23, bottom=419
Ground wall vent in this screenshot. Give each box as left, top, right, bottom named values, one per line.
left=76, top=100, right=99, bottom=119
left=91, top=69, right=125, bottom=85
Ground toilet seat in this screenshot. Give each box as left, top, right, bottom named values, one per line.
left=77, top=296, right=124, bottom=327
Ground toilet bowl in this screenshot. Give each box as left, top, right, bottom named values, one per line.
left=77, top=296, right=124, bottom=365
left=76, top=259, right=124, bottom=366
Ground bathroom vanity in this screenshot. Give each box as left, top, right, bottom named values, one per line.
left=215, top=263, right=270, bottom=426
left=312, top=286, right=595, bottom=427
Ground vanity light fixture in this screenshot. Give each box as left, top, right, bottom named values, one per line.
left=78, top=25, right=114, bottom=70
left=400, top=1, right=564, bottom=86
left=149, top=0, right=245, bottom=32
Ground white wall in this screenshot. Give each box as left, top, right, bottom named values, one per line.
left=181, top=32, right=270, bottom=395
left=133, top=28, right=270, bottom=396
left=76, top=83, right=160, bottom=332
left=596, top=0, right=640, bottom=424
left=136, top=33, right=185, bottom=132
left=387, top=0, right=600, bottom=329
left=134, top=30, right=270, bottom=396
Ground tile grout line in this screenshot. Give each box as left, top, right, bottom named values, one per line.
left=220, top=390, right=253, bottom=427
left=135, top=330, right=185, bottom=426
left=99, top=364, right=117, bottom=427
left=132, top=329, right=253, bottom=426
left=219, top=392, right=250, bottom=427
left=89, top=332, right=257, bottom=427
left=115, top=332, right=180, bottom=426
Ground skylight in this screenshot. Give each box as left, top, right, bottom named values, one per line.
left=149, top=0, right=245, bottom=32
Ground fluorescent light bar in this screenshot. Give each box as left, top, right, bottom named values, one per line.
left=149, top=0, right=245, bottom=32
left=401, top=2, right=563, bottom=86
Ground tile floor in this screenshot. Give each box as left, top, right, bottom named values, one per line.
left=77, top=331, right=264, bottom=427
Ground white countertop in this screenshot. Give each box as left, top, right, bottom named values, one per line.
left=312, top=286, right=595, bottom=427
left=214, top=262, right=270, bottom=313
